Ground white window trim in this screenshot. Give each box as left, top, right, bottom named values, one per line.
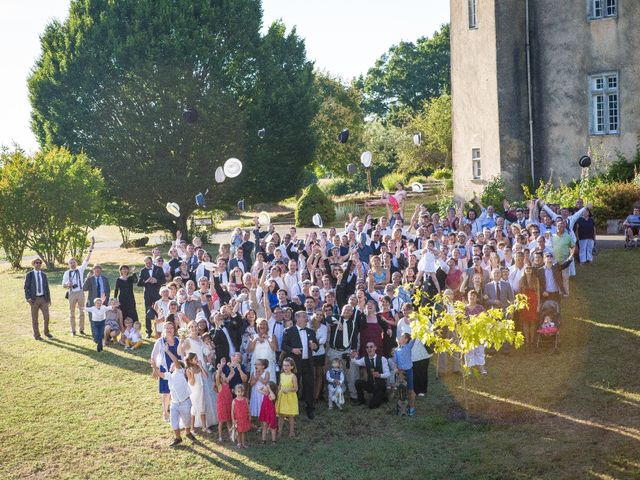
left=589, top=0, right=617, bottom=20
left=471, top=148, right=482, bottom=180
left=589, top=71, right=619, bottom=136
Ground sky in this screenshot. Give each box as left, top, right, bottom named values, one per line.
left=0, top=0, right=449, bottom=153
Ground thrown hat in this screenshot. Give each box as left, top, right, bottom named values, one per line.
left=360, top=151, right=372, bottom=168
left=215, top=166, right=226, bottom=183
left=237, top=199, right=246, bottom=211
left=201, top=261, right=216, bottom=272
left=258, top=128, right=266, bottom=139
left=166, top=202, right=181, bottom=217
left=182, top=108, right=198, bottom=124
left=413, top=133, right=422, bottom=146
left=347, top=163, right=357, bottom=175
left=258, top=211, right=271, bottom=226
left=312, top=213, right=323, bottom=228
left=195, top=192, right=205, bottom=208
left=578, top=155, right=591, bottom=168
left=223, top=157, right=243, bottom=178
left=411, top=182, right=424, bottom=193
left=338, top=129, right=349, bottom=143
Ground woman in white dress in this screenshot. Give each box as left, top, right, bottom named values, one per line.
left=246, top=318, right=277, bottom=381
left=178, top=321, right=218, bottom=428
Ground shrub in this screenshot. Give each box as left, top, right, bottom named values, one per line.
left=335, top=202, right=365, bottom=222
left=407, top=175, right=429, bottom=185
left=320, top=178, right=354, bottom=196
left=431, top=167, right=453, bottom=180
left=480, top=176, right=507, bottom=214
left=602, top=150, right=640, bottom=182
left=295, top=184, right=336, bottom=227
left=444, top=178, right=454, bottom=191
left=591, top=182, right=640, bottom=222
left=380, top=172, right=406, bottom=192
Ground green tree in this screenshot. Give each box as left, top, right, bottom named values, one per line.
left=26, top=147, right=104, bottom=268
left=0, top=147, right=33, bottom=268
left=28, top=0, right=316, bottom=234
left=357, top=24, right=450, bottom=118
left=398, top=93, right=452, bottom=174
left=411, top=292, right=526, bottom=418
left=311, top=73, right=365, bottom=177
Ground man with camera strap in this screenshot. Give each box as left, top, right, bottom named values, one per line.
left=62, top=237, right=95, bottom=336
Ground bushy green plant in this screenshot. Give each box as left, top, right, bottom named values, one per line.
left=407, top=175, right=429, bottom=185
left=480, top=176, right=507, bottom=214
left=295, top=184, right=336, bottom=227
left=591, top=182, right=640, bottom=221
left=444, top=178, right=454, bottom=191
left=436, top=194, right=455, bottom=217
left=431, top=167, right=453, bottom=180
left=601, top=150, right=640, bottom=182
left=335, top=202, right=364, bottom=222
left=320, top=178, right=354, bottom=196
left=380, top=172, right=406, bottom=192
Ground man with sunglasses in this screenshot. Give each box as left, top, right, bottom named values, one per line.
left=24, top=258, right=52, bottom=340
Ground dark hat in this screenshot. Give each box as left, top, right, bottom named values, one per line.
left=338, top=129, right=349, bottom=143
left=578, top=155, right=591, bottom=168
left=195, top=192, right=205, bottom=208
left=182, top=108, right=198, bottom=124
left=347, top=163, right=357, bottom=175
left=258, top=128, right=266, bottom=138
left=237, top=199, right=245, bottom=211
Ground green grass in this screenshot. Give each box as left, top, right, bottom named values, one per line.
left=1, top=248, right=640, bottom=479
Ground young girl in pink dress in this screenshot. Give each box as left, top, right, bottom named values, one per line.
left=259, top=381, right=278, bottom=444
left=365, top=182, right=407, bottom=214
left=232, top=384, right=251, bottom=448
left=215, top=359, right=233, bottom=442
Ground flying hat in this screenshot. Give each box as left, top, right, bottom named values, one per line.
left=258, top=128, right=266, bottom=138
left=347, top=163, right=357, bottom=175
left=258, top=211, right=271, bottom=226
left=578, top=155, right=591, bottom=168
left=237, top=199, right=246, bottom=211
left=338, top=129, right=350, bottom=144
left=166, top=202, right=181, bottom=217
left=360, top=151, right=372, bottom=168
left=182, top=108, right=198, bottom=124
left=215, top=166, right=226, bottom=183
left=312, top=213, right=323, bottom=228
left=413, top=133, right=422, bottom=146
left=201, top=261, right=216, bottom=272
left=223, top=158, right=243, bottom=178
left=411, top=182, right=424, bottom=193
left=195, top=192, right=205, bottom=208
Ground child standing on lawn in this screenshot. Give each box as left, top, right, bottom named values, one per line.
left=249, top=359, right=270, bottom=418
left=325, top=358, right=345, bottom=410
left=83, top=296, right=112, bottom=352
left=215, top=359, right=233, bottom=442
left=259, top=381, right=278, bottom=444
left=394, top=333, right=417, bottom=416
left=232, top=384, right=251, bottom=448
left=276, top=357, right=299, bottom=438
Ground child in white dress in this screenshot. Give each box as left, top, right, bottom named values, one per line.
left=250, top=359, right=270, bottom=418
left=185, top=352, right=211, bottom=434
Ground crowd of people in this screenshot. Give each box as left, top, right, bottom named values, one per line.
left=25, top=184, right=608, bottom=447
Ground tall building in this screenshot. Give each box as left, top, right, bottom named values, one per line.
left=451, top=0, right=640, bottom=199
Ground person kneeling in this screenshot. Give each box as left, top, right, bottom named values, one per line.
left=351, top=342, right=390, bottom=409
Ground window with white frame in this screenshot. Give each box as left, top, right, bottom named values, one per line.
left=591, top=0, right=616, bottom=19
left=472, top=148, right=481, bottom=179
left=590, top=72, right=619, bottom=135
left=468, top=0, right=478, bottom=29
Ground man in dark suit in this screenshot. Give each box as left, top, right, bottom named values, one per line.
left=209, top=313, right=234, bottom=364
left=485, top=268, right=515, bottom=308
left=282, top=311, right=318, bottom=419
left=83, top=263, right=111, bottom=312
left=228, top=247, right=248, bottom=273
left=536, top=252, right=574, bottom=302
left=137, top=256, right=165, bottom=337
left=351, top=342, right=390, bottom=409
left=24, top=258, right=52, bottom=340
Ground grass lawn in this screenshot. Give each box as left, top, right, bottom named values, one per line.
left=1, top=248, right=639, bottom=479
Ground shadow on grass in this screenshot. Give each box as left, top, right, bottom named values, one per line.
left=48, top=337, right=150, bottom=376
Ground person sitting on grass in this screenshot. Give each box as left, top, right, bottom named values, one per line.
left=623, top=206, right=640, bottom=248
left=394, top=333, right=417, bottom=416
left=123, top=318, right=144, bottom=350
left=151, top=350, right=196, bottom=447
left=103, top=298, right=122, bottom=346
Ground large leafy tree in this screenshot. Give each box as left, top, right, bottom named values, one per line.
left=29, top=0, right=317, bottom=233
left=310, top=73, right=365, bottom=177
left=357, top=24, right=450, bottom=118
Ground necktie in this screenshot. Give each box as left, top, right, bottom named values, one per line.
left=35, top=271, right=41, bottom=295
left=342, top=318, right=350, bottom=349
left=496, top=282, right=501, bottom=302
left=96, top=277, right=102, bottom=297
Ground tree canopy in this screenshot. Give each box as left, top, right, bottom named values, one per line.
left=29, top=0, right=317, bottom=232
left=357, top=24, right=450, bottom=119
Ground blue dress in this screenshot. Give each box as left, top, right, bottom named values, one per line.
left=159, top=338, right=180, bottom=394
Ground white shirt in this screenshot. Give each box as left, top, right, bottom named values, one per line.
left=162, top=369, right=191, bottom=403
left=396, top=318, right=431, bottom=361
left=84, top=305, right=112, bottom=322
left=313, top=323, right=328, bottom=356
left=508, top=264, right=526, bottom=293
left=62, top=256, right=90, bottom=292
left=284, top=271, right=302, bottom=298
left=268, top=317, right=285, bottom=350
left=298, top=326, right=309, bottom=359
left=34, top=270, right=44, bottom=296
left=352, top=354, right=390, bottom=379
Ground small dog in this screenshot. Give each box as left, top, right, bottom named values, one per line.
left=395, top=371, right=408, bottom=416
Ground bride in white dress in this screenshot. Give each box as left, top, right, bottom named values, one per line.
left=178, top=321, right=218, bottom=427
left=247, top=319, right=278, bottom=381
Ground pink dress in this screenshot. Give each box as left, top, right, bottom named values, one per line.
left=259, top=394, right=277, bottom=429
left=217, top=383, right=232, bottom=423
left=233, top=397, right=251, bottom=433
